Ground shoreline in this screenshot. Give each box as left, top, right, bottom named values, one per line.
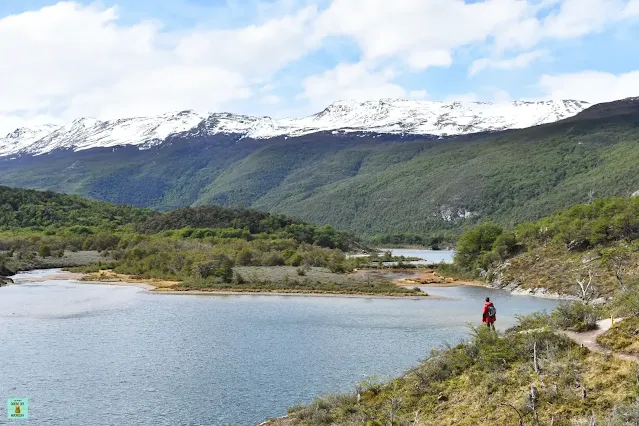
left=10, top=269, right=440, bottom=300
left=8, top=268, right=580, bottom=301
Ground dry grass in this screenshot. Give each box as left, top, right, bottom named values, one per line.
left=494, top=245, right=631, bottom=298
left=597, top=316, right=639, bottom=355
left=266, top=325, right=639, bottom=426
left=80, top=270, right=180, bottom=289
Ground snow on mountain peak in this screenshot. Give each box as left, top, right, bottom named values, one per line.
left=0, top=124, right=60, bottom=156
left=0, top=99, right=591, bottom=156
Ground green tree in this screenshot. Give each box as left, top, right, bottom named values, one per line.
left=454, top=222, right=503, bottom=270
left=491, top=231, right=518, bottom=260
left=601, top=244, right=633, bottom=290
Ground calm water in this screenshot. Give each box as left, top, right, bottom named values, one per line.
left=0, top=270, right=560, bottom=426
left=383, top=249, right=454, bottom=264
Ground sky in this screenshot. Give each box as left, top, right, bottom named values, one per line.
left=1, top=0, right=639, bottom=133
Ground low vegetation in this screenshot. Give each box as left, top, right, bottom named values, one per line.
left=266, top=312, right=639, bottom=426
left=267, top=196, right=639, bottom=425
left=0, top=186, right=424, bottom=296
left=597, top=316, right=639, bottom=355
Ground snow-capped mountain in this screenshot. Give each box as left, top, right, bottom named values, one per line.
left=0, top=99, right=591, bottom=156
left=0, top=124, right=60, bottom=156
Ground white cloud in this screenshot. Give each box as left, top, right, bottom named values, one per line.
left=3, top=0, right=639, bottom=135
left=0, top=2, right=318, bottom=133
left=260, top=94, right=282, bottom=105
left=543, top=0, right=628, bottom=39
left=408, top=90, right=428, bottom=100
left=299, top=62, right=407, bottom=108
left=538, top=70, right=639, bottom=102
left=470, top=50, right=549, bottom=76
left=174, top=5, right=319, bottom=78
left=492, top=89, right=512, bottom=102
left=406, top=50, right=452, bottom=71
left=625, top=0, right=639, bottom=16
left=314, top=0, right=533, bottom=69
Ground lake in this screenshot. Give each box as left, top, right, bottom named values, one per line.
left=0, top=270, right=560, bottom=426
left=350, top=249, right=454, bottom=265
left=382, top=249, right=454, bottom=264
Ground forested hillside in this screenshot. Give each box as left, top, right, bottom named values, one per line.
left=0, top=186, right=418, bottom=296
left=450, top=196, right=639, bottom=297
left=0, top=98, right=638, bottom=238
left=0, top=185, right=152, bottom=228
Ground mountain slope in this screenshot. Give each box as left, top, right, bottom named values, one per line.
left=0, top=99, right=589, bottom=156
left=0, top=98, right=636, bottom=237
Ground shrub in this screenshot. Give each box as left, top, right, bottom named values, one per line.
left=192, top=255, right=234, bottom=282
left=287, top=253, right=303, bottom=267
left=551, top=302, right=599, bottom=331
left=603, top=399, right=639, bottom=426
left=509, top=311, right=552, bottom=332
left=234, top=271, right=246, bottom=285
left=261, top=251, right=285, bottom=266
left=38, top=245, right=52, bottom=257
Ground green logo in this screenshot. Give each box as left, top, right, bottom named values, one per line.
left=7, top=398, right=28, bottom=419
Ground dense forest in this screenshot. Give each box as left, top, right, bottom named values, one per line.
left=1, top=98, right=638, bottom=238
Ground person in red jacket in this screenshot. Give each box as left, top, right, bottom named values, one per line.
left=482, top=297, right=496, bottom=330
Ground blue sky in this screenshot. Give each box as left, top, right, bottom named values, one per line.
left=0, top=0, right=638, bottom=132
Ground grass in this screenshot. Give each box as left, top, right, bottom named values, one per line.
left=179, top=266, right=427, bottom=296
left=265, top=320, right=639, bottom=426
left=597, top=316, right=639, bottom=355
left=76, top=266, right=428, bottom=297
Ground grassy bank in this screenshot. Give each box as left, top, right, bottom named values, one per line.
left=597, top=317, right=639, bottom=355
left=264, top=309, right=639, bottom=425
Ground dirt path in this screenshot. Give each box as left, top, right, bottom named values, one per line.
left=559, top=318, right=639, bottom=363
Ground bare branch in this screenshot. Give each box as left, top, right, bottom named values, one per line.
left=499, top=402, right=524, bottom=426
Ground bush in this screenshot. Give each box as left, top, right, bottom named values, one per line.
left=261, top=251, right=285, bottom=266
left=551, top=302, right=599, bottom=331
left=609, top=287, right=639, bottom=317
left=454, top=222, right=504, bottom=271
left=509, top=311, right=552, bottom=332
left=287, top=253, right=303, bottom=267
left=192, top=255, right=234, bottom=282
left=604, top=399, right=639, bottom=426
left=38, top=245, right=52, bottom=258
left=234, top=271, right=246, bottom=285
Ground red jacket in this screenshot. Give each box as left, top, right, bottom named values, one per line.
left=482, top=302, right=496, bottom=323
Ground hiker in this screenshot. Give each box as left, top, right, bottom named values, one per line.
left=482, top=297, right=496, bottom=330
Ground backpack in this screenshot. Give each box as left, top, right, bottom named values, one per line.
left=487, top=305, right=496, bottom=318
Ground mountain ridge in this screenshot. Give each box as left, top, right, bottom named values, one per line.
left=0, top=98, right=590, bottom=157
left=0, top=97, right=637, bottom=238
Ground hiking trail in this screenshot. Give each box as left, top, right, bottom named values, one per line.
left=558, top=317, right=639, bottom=363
